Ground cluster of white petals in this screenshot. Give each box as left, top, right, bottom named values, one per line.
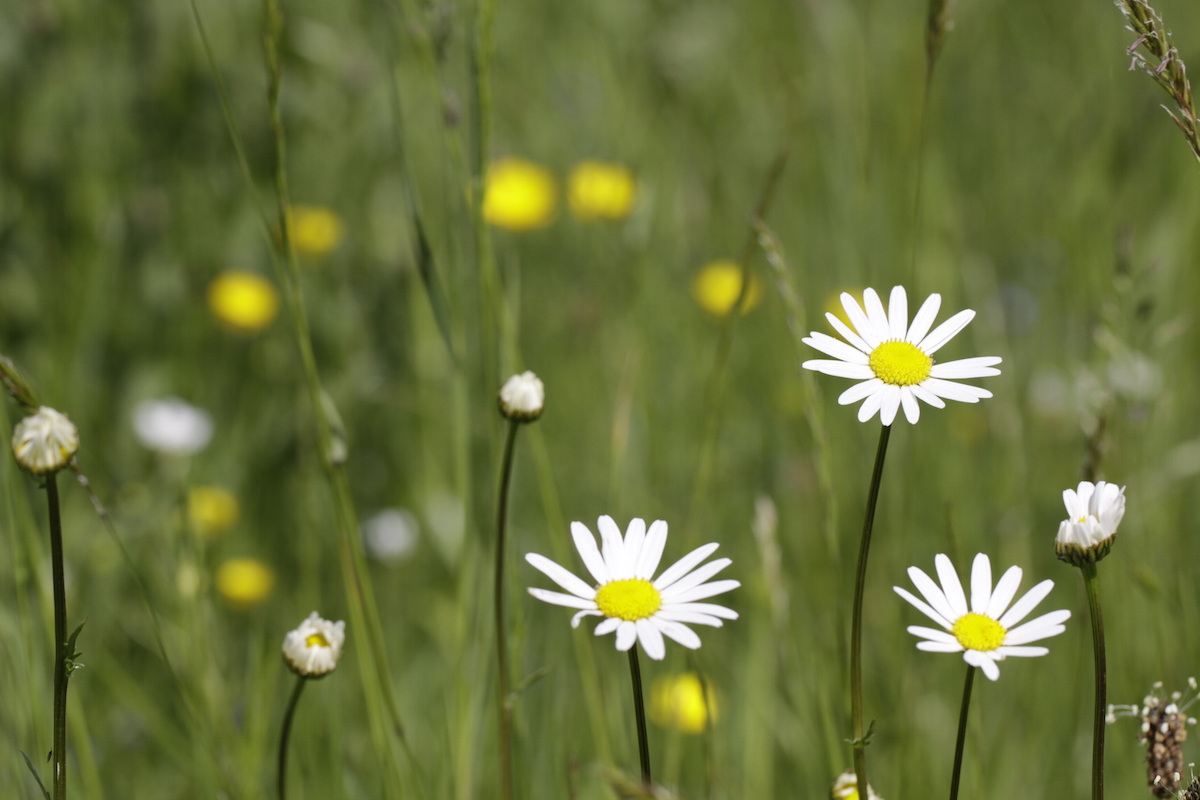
left=282, top=612, right=346, bottom=678
left=133, top=398, right=214, bottom=455
left=11, top=406, right=79, bottom=475
left=1055, top=481, right=1126, bottom=565
left=498, top=371, right=545, bottom=421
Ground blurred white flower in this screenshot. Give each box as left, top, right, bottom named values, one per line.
left=282, top=611, right=346, bottom=678
left=498, top=371, right=544, bottom=422
left=831, top=768, right=883, bottom=800
left=1055, top=481, right=1126, bottom=565
left=11, top=406, right=79, bottom=474
left=361, top=509, right=419, bottom=564
left=133, top=398, right=213, bottom=455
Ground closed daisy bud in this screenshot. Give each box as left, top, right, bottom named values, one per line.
left=1055, top=481, right=1126, bottom=566
left=11, top=406, right=79, bottom=475
left=282, top=612, right=346, bottom=678
left=498, top=371, right=544, bottom=422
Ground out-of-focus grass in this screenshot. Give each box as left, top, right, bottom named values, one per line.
left=3, top=0, right=1200, bottom=797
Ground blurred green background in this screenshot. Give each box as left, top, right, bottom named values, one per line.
left=2, top=0, right=1200, bottom=797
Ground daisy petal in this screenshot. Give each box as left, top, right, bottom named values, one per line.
left=636, top=520, right=669, bottom=579
left=636, top=619, right=666, bottom=660
left=900, top=387, right=921, bottom=424
left=917, top=640, right=965, bottom=653
left=839, top=379, right=884, bottom=405
left=995, top=645, right=1049, bottom=657
left=879, top=384, right=902, bottom=426
left=826, top=312, right=873, bottom=353
left=659, top=557, right=731, bottom=597
left=623, top=518, right=646, bottom=570
left=997, top=579, right=1055, bottom=629
left=597, top=515, right=628, bottom=579
left=908, top=625, right=959, bottom=644
left=1006, top=608, right=1071, bottom=641
left=665, top=602, right=739, bottom=620
left=570, top=522, right=610, bottom=584
left=529, top=587, right=597, bottom=610
left=653, top=542, right=720, bottom=590
left=572, top=609, right=603, bottom=627
left=526, top=553, right=597, bottom=599
left=906, top=293, right=942, bottom=344
left=657, top=619, right=702, bottom=650
left=665, top=579, right=740, bottom=603
left=656, top=610, right=724, bottom=627
left=803, top=332, right=872, bottom=364
left=615, top=621, right=637, bottom=651
left=863, top=288, right=890, bottom=335
left=923, top=378, right=992, bottom=403
left=888, top=285, right=908, bottom=339
left=935, top=554, right=969, bottom=618
left=984, top=565, right=1023, bottom=618
left=894, top=586, right=953, bottom=629
left=910, top=383, right=947, bottom=408
left=970, top=553, right=992, bottom=614
left=964, top=650, right=1001, bottom=681
left=802, top=360, right=876, bottom=380
left=857, top=388, right=885, bottom=423
left=1004, top=624, right=1068, bottom=646
left=918, top=308, right=975, bottom=355
left=929, top=356, right=1003, bottom=379
left=842, top=293, right=882, bottom=350
left=906, top=567, right=959, bottom=626
left=594, top=616, right=622, bottom=636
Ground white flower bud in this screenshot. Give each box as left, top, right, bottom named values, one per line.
left=11, top=406, right=79, bottom=475
left=1054, top=480, right=1126, bottom=566
left=282, top=612, right=346, bottom=678
left=498, top=371, right=544, bottom=422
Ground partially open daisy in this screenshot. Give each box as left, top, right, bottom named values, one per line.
left=802, top=286, right=1001, bottom=425
left=894, top=553, right=1070, bottom=681
left=525, top=516, right=739, bottom=660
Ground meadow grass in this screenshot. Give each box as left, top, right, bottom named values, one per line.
left=3, top=0, right=1200, bottom=797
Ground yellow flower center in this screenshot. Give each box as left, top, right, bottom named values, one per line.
left=305, top=632, right=331, bottom=649
left=952, top=613, right=1006, bottom=652
left=595, top=579, right=662, bottom=621
left=868, top=341, right=933, bottom=386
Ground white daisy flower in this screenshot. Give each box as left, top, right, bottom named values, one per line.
left=894, top=553, right=1070, bottom=681
left=282, top=611, right=346, bottom=678
left=133, top=398, right=214, bottom=455
left=525, top=516, right=739, bottom=660
left=801, top=286, right=1002, bottom=426
left=11, top=406, right=79, bottom=475
left=498, top=371, right=544, bottom=422
left=1055, top=480, right=1126, bottom=565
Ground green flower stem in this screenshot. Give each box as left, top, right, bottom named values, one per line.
left=1081, top=561, right=1107, bottom=800
left=47, top=473, right=68, bottom=800
left=627, top=648, right=652, bottom=788
left=948, top=664, right=976, bottom=800
left=277, top=675, right=307, bottom=800
left=850, top=424, right=892, bottom=795
left=493, top=419, right=521, bottom=800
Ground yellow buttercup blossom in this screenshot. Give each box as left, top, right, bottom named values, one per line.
left=650, top=672, right=718, bottom=734
left=286, top=205, right=344, bottom=258
left=692, top=261, right=762, bottom=317
left=215, top=558, right=275, bottom=609
left=483, top=158, right=557, bottom=231
left=568, top=161, right=636, bottom=221
left=188, top=486, right=240, bottom=540
left=207, top=271, right=279, bottom=334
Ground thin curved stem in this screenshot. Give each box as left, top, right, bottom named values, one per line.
left=494, top=420, right=521, bottom=800
left=277, top=675, right=307, bottom=800
left=850, top=424, right=892, bottom=794
left=627, top=648, right=652, bottom=787
left=47, top=474, right=68, bottom=800
left=948, top=664, right=976, bottom=800
left=1082, top=562, right=1106, bottom=800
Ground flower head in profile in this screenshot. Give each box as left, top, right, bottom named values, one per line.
left=1055, top=480, right=1126, bottom=566
left=133, top=398, right=213, bottom=456
left=525, top=516, right=739, bottom=660
left=11, top=406, right=79, bottom=475
left=483, top=158, right=557, bottom=231
left=286, top=205, right=344, bottom=259
left=568, top=161, right=636, bottom=221
left=282, top=611, right=346, bottom=678
left=802, top=286, right=1001, bottom=426
left=692, top=260, right=762, bottom=317
left=498, top=371, right=545, bottom=422
left=651, top=672, right=718, bottom=734
left=894, top=553, right=1070, bottom=681
left=207, top=271, right=279, bottom=334
left=831, top=769, right=883, bottom=800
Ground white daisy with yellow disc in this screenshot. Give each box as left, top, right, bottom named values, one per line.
left=802, top=286, right=1001, bottom=426
left=894, top=553, right=1070, bottom=681
left=525, top=516, right=739, bottom=660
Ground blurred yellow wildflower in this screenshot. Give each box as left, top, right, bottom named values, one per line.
left=207, top=271, right=279, bottom=334
left=568, top=161, right=636, bottom=221
left=188, top=486, right=239, bottom=540
left=650, top=672, right=718, bottom=734
left=692, top=261, right=762, bottom=317
left=286, top=205, right=344, bottom=258
left=823, top=288, right=864, bottom=328
left=215, top=558, right=275, bottom=609
left=483, top=158, right=557, bottom=231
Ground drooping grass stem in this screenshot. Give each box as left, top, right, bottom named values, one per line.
left=277, top=675, right=307, bottom=800
left=47, top=473, right=68, bottom=800
left=1081, top=561, right=1106, bottom=800
left=493, top=419, right=521, bottom=800
left=850, top=424, right=892, bottom=794
left=627, top=648, right=652, bottom=788
left=948, top=664, right=975, bottom=800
